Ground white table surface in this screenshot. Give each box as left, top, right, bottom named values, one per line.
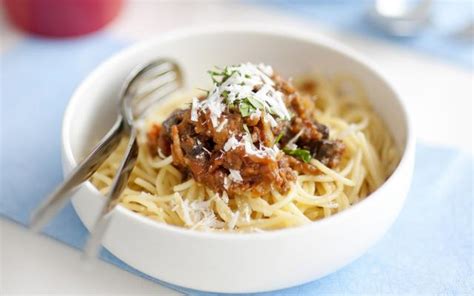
left=1, top=1, right=472, bottom=295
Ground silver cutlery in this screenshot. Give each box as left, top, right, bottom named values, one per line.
left=31, top=58, right=183, bottom=257
left=367, top=0, right=432, bottom=37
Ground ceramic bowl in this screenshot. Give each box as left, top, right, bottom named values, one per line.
left=62, top=25, right=415, bottom=293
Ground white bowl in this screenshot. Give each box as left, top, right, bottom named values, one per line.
left=63, top=25, right=415, bottom=293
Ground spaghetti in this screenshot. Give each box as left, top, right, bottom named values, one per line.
left=91, top=65, right=399, bottom=232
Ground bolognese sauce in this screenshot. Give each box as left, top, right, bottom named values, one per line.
left=147, top=63, right=345, bottom=197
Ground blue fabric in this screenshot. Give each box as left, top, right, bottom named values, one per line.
left=256, top=0, right=474, bottom=68
left=1, top=35, right=473, bottom=295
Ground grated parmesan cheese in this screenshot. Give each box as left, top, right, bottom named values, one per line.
left=249, top=108, right=262, bottom=121
left=223, top=176, right=230, bottom=190
left=258, top=63, right=273, bottom=76
left=228, top=210, right=240, bottom=230
left=229, top=169, right=243, bottom=183
left=221, top=191, right=229, bottom=203
left=190, top=97, right=199, bottom=122
left=171, top=195, right=229, bottom=230
left=286, top=128, right=305, bottom=148
left=215, top=118, right=228, bottom=132
left=242, top=204, right=251, bottom=223
left=190, top=200, right=212, bottom=211
left=223, top=135, right=240, bottom=152
left=195, top=63, right=291, bottom=128
left=264, top=112, right=278, bottom=128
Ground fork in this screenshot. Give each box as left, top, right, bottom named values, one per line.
left=30, top=59, right=183, bottom=257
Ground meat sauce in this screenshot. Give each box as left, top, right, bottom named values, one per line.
left=147, top=68, right=345, bottom=197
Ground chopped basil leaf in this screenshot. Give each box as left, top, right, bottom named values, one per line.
left=283, top=147, right=312, bottom=163
left=208, top=70, right=222, bottom=83
left=221, top=90, right=230, bottom=99
left=246, top=96, right=265, bottom=110
left=208, top=67, right=238, bottom=85
left=196, top=88, right=209, bottom=95
left=239, top=99, right=256, bottom=117
left=242, top=124, right=251, bottom=134
left=208, top=70, right=222, bottom=76
left=237, top=96, right=266, bottom=117
left=273, top=132, right=284, bottom=145
left=206, top=64, right=291, bottom=122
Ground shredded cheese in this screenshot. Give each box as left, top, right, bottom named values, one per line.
left=215, top=118, right=228, bottom=132
left=223, top=176, right=230, bottom=190
left=229, top=169, right=243, bottom=183
left=223, top=135, right=240, bottom=152
left=194, top=63, right=291, bottom=128
left=221, top=191, right=229, bottom=203
left=190, top=97, right=199, bottom=122
left=228, top=210, right=240, bottom=229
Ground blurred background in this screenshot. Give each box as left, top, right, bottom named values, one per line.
left=1, top=0, right=472, bottom=295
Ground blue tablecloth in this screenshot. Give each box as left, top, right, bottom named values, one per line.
left=258, top=0, right=473, bottom=68
left=1, top=31, right=472, bottom=295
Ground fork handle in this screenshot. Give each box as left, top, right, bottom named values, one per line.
left=83, top=128, right=139, bottom=259
left=30, top=117, right=126, bottom=232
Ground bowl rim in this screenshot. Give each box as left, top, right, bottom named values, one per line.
left=62, top=24, right=415, bottom=240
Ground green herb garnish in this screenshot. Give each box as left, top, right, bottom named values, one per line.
left=243, top=124, right=251, bottom=134
left=221, top=90, right=230, bottom=100
left=208, top=66, right=239, bottom=85
left=239, top=99, right=256, bottom=117
left=207, top=70, right=222, bottom=83
left=273, top=132, right=285, bottom=145
left=196, top=88, right=209, bottom=95
left=283, top=148, right=312, bottom=163
left=206, top=65, right=291, bottom=121
left=238, top=97, right=265, bottom=117
left=246, top=96, right=264, bottom=109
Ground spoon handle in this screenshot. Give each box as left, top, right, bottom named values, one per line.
left=30, top=117, right=125, bottom=232
left=83, top=128, right=139, bottom=259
